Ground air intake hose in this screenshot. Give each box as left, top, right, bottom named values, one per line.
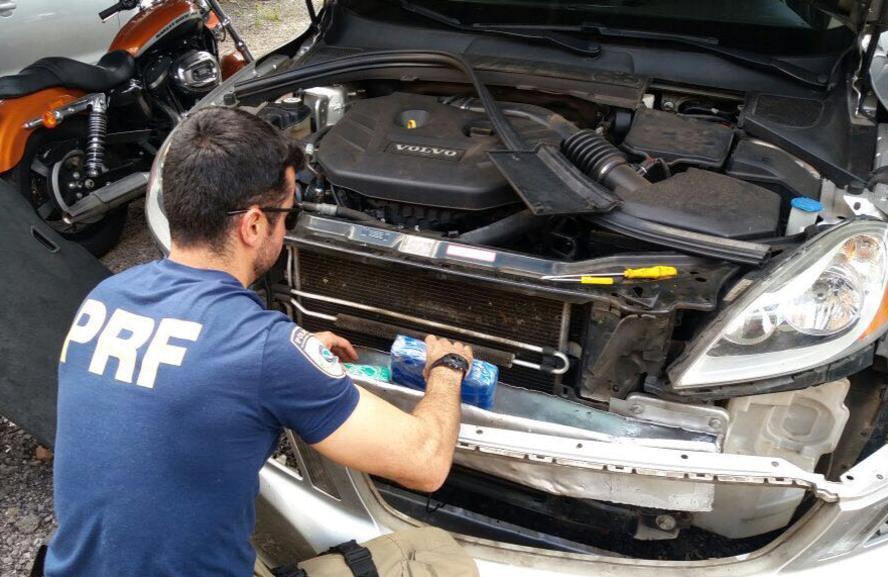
left=561, top=130, right=648, bottom=193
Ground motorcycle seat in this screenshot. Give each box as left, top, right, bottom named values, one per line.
left=0, top=50, right=135, bottom=99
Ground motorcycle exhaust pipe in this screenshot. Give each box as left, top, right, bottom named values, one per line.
left=62, top=171, right=149, bottom=225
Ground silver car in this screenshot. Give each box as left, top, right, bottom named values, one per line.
left=143, top=0, right=888, bottom=574
left=0, top=0, right=136, bottom=78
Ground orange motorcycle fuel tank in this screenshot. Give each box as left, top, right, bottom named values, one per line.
left=221, top=51, right=247, bottom=79
left=109, top=0, right=202, bottom=57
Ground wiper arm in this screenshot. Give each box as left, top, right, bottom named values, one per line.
left=399, top=0, right=826, bottom=88
left=400, top=1, right=602, bottom=57
left=577, top=22, right=827, bottom=88
left=480, top=22, right=720, bottom=46
left=477, top=21, right=827, bottom=87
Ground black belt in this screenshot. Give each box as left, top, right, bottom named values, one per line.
left=272, top=566, right=308, bottom=577
left=273, top=539, right=378, bottom=577
left=324, top=540, right=378, bottom=577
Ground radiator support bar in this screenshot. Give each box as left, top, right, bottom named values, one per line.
left=288, top=289, right=571, bottom=375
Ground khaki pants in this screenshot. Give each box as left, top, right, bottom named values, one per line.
left=256, top=527, right=479, bottom=577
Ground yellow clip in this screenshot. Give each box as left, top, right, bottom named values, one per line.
left=580, top=276, right=615, bottom=285
left=622, top=266, right=678, bottom=279
left=406, top=119, right=417, bottom=129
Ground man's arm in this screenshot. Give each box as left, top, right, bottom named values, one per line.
left=311, top=335, right=472, bottom=493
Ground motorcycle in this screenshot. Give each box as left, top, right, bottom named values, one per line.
left=0, top=0, right=252, bottom=256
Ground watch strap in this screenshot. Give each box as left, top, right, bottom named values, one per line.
left=429, top=353, right=469, bottom=376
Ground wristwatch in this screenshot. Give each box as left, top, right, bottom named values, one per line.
left=429, top=353, right=470, bottom=378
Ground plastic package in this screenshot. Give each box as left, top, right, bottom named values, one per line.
left=344, top=364, right=392, bottom=382
left=389, top=335, right=498, bottom=409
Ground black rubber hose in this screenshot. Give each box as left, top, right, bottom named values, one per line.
left=866, top=165, right=888, bottom=190
left=561, top=129, right=771, bottom=263
left=235, top=50, right=526, bottom=150
left=446, top=97, right=580, bottom=140
left=459, top=209, right=540, bottom=245
left=561, top=129, right=649, bottom=192
left=450, top=99, right=651, bottom=195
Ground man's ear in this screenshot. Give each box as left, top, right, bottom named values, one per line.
left=236, top=207, right=266, bottom=248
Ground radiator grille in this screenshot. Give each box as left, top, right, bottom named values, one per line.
left=292, top=248, right=568, bottom=392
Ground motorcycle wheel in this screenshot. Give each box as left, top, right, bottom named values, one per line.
left=10, top=123, right=128, bottom=258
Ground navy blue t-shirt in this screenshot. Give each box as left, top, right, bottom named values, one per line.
left=45, top=259, right=359, bottom=577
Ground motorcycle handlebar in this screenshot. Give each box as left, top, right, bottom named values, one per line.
left=99, top=2, right=122, bottom=20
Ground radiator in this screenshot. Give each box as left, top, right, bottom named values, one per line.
left=288, top=248, right=571, bottom=392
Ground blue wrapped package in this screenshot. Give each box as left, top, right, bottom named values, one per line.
left=389, top=334, right=498, bottom=409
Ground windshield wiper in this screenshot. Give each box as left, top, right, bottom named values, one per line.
left=399, top=0, right=827, bottom=88
left=487, top=22, right=720, bottom=46
left=577, top=22, right=827, bottom=87
left=400, top=1, right=602, bottom=57
left=478, top=21, right=827, bottom=87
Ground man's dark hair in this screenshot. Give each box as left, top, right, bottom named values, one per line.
left=162, top=106, right=303, bottom=250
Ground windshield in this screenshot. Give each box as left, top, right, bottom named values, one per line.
left=397, top=0, right=855, bottom=53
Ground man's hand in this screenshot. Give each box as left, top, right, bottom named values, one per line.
left=313, top=331, right=359, bottom=363
left=423, top=334, right=473, bottom=381
left=313, top=333, right=473, bottom=493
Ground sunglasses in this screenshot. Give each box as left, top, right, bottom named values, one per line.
left=226, top=205, right=301, bottom=229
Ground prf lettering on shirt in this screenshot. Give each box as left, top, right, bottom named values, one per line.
left=59, top=299, right=203, bottom=389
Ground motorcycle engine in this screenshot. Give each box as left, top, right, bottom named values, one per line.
left=170, top=50, right=221, bottom=94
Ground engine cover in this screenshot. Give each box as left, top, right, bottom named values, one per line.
left=315, top=93, right=556, bottom=210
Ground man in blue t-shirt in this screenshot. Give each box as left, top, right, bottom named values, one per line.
left=44, top=107, right=473, bottom=577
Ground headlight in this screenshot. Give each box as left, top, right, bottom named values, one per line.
left=670, top=220, right=888, bottom=388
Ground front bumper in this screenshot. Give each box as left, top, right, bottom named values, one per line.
left=255, top=400, right=888, bottom=576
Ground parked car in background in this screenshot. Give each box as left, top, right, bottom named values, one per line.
left=0, top=0, right=137, bottom=78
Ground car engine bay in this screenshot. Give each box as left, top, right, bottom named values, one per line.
left=309, top=91, right=784, bottom=243
left=221, top=43, right=888, bottom=560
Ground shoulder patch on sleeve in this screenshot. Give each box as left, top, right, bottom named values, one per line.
left=289, top=327, right=346, bottom=378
